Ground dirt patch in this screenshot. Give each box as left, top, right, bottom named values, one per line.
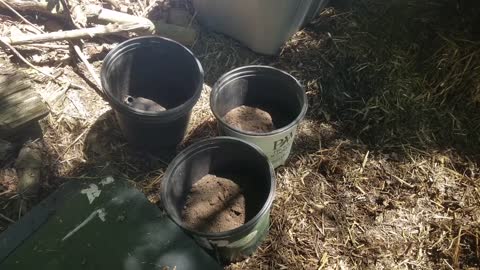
left=182, top=174, right=246, bottom=233
left=224, top=105, right=275, bottom=133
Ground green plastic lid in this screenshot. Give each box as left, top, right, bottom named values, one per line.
left=0, top=178, right=222, bottom=270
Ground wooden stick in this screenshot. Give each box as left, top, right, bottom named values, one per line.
left=85, top=5, right=154, bottom=32
left=56, top=127, right=89, bottom=161
left=391, top=174, right=414, bottom=188
left=0, top=213, right=15, bottom=223
left=3, top=22, right=150, bottom=45
left=73, top=44, right=101, bottom=87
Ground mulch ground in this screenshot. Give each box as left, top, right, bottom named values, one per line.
left=0, top=0, right=479, bottom=269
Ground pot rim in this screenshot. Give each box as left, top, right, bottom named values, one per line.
left=101, top=36, right=204, bottom=122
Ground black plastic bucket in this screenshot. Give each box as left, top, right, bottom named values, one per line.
left=161, top=137, right=275, bottom=263
left=210, top=66, right=307, bottom=168
left=101, top=36, right=204, bottom=151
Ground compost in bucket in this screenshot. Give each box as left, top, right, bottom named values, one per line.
left=224, top=105, right=275, bottom=133
left=182, top=174, right=246, bottom=233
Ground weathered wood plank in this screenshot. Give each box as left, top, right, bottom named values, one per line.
left=0, top=73, right=30, bottom=99
left=0, top=69, right=49, bottom=137
left=0, top=95, right=49, bottom=127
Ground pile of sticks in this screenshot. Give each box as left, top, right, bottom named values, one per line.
left=0, top=0, right=197, bottom=134
left=0, top=0, right=197, bottom=46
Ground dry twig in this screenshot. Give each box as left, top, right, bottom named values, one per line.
left=0, top=213, right=14, bottom=223
left=72, top=44, right=101, bottom=88
left=3, top=23, right=150, bottom=45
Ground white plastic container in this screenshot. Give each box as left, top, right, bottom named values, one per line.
left=210, top=66, right=308, bottom=168
left=192, top=0, right=329, bottom=55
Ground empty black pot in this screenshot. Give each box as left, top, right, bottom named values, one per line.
left=101, top=36, right=204, bottom=151
left=161, top=137, right=275, bottom=263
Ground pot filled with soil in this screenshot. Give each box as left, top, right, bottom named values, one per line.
left=101, top=36, right=204, bottom=151
left=161, top=137, right=275, bottom=263
left=210, top=65, right=307, bottom=168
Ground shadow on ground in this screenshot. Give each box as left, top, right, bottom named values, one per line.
left=182, top=119, right=217, bottom=147
left=248, top=0, right=480, bottom=163
left=80, top=110, right=170, bottom=181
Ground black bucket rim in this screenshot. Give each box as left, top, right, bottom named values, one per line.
left=210, top=65, right=308, bottom=137
left=161, top=136, right=276, bottom=239
left=101, top=36, right=204, bottom=122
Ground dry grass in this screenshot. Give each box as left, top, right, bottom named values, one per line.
left=0, top=0, right=479, bottom=269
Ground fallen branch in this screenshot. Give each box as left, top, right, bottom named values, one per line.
left=73, top=44, right=101, bottom=88
left=2, top=22, right=150, bottom=45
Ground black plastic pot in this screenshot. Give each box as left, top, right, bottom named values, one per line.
left=161, top=137, right=275, bottom=263
left=101, top=36, right=204, bottom=151
left=210, top=66, right=307, bottom=168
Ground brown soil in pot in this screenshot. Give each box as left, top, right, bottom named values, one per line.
left=182, top=174, right=246, bottom=233
left=224, top=105, right=275, bottom=133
